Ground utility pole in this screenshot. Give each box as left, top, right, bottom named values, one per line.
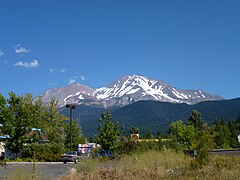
left=66, top=104, right=76, bottom=151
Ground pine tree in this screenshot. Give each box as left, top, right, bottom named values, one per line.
left=212, top=119, right=231, bottom=149
left=188, top=110, right=206, bottom=130
left=228, top=120, right=240, bottom=148
left=96, top=112, right=122, bottom=151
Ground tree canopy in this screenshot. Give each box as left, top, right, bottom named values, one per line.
left=0, top=92, right=85, bottom=156
left=169, top=110, right=240, bottom=151
left=96, top=112, right=122, bottom=151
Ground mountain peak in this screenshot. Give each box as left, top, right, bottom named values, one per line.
left=40, top=83, right=96, bottom=107
left=40, top=75, right=223, bottom=107
left=94, top=75, right=223, bottom=106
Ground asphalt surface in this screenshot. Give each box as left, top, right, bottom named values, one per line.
left=208, top=149, right=240, bottom=156
left=0, top=162, right=78, bottom=180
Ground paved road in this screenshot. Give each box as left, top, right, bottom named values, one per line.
left=0, top=162, right=78, bottom=179
left=208, top=149, right=240, bottom=156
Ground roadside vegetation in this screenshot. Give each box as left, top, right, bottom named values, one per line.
left=0, top=92, right=85, bottom=162
left=61, top=110, right=240, bottom=179
left=61, top=107, right=240, bottom=179
left=61, top=150, right=240, bottom=180
left=1, top=92, right=240, bottom=179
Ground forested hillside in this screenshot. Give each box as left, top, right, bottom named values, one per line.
left=60, top=98, right=240, bottom=137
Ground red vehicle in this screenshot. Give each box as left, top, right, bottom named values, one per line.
left=60, top=151, right=81, bottom=164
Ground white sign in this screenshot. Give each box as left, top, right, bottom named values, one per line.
left=237, top=135, right=240, bottom=143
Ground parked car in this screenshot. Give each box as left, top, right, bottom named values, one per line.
left=60, top=151, right=81, bottom=164
left=96, top=150, right=112, bottom=158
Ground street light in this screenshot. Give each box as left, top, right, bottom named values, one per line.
left=66, top=104, right=76, bottom=151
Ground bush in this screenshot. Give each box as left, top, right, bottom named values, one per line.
left=116, top=138, right=165, bottom=155
left=21, top=143, right=65, bottom=161
left=190, top=150, right=209, bottom=169
left=62, top=150, right=240, bottom=180
left=62, top=150, right=191, bottom=180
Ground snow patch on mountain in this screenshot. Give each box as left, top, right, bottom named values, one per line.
left=94, top=75, right=223, bottom=106
left=172, top=88, right=189, bottom=99
left=126, top=88, right=140, bottom=94
left=40, top=75, right=223, bottom=107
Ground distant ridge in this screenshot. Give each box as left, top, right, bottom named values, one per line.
left=59, top=98, right=240, bottom=137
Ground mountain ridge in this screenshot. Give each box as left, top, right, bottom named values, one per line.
left=40, top=75, right=223, bottom=107
left=59, top=98, right=240, bottom=137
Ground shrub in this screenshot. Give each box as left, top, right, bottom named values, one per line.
left=62, top=150, right=240, bottom=180
left=21, top=143, right=65, bottom=161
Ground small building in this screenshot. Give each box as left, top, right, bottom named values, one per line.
left=0, top=135, right=10, bottom=155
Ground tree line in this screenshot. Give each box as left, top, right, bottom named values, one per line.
left=1, top=92, right=240, bottom=161
left=168, top=110, right=240, bottom=150
left=0, top=92, right=85, bottom=161
left=96, top=109, right=240, bottom=156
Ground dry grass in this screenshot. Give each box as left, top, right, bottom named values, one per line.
left=181, top=155, right=240, bottom=180
left=4, top=167, right=40, bottom=180
left=61, top=149, right=190, bottom=180
left=4, top=162, right=43, bottom=180
left=61, top=150, right=240, bottom=180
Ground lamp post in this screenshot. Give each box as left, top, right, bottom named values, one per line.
left=66, top=104, right=76, bottom=151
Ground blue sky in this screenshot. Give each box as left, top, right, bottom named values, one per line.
left=0, top=0, right=239, bottom=99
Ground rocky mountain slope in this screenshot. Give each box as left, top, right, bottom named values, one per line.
left=40, top=75, right=223, bottom=107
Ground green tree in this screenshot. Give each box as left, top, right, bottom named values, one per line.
left=228, top=114, right=240, bottom=148
left=0, top=93, right=68, bottom=157
left=144, top=130, right=154, bottom=139
left=130, top=126, right=139, bottom=134
left=0, top=92, right=35, bottom=154
left=31, top=97, right=68, bottom=144
left=169, top=111, right=214, bottom=151
left=228, top=120, right=239, bottom=148
left=96, top=112, right=122, bottom=151
left=0, top=94, right=6, bottom=109
left=0, top=94, right=7, bottom=134
left=40, top=98, right=66, bottom=144
left=211, top=120, right=231, bottom=149
left=64, top=120, right=86, bottom=149
left=188, top=110, right=206, bottom=130
left=169, top=120, right=196, bottom=149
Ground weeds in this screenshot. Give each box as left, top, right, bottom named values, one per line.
left=62, top=149, right=190, bottom=180
left=61, top=150, right=240, bottom=180
left=4, top=168, right=33, bottom=180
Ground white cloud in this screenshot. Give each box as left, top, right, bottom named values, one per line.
left=0, top=49, right=4, bottom=57
left=80, top=75, right=85, bottom=81
left=14, top=44, right=31, bottom=54
left=49, top=68, right=66, bottom=73
left=13, top=59, right=39, bottom=68
left=67, top=75, right=86, bottom=85
left=68, top=78, right=77, bottom=85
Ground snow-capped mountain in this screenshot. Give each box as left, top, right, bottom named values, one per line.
left=40, top=75, right=223, bottom=107
left=94, top=75, right=223, bottom=106
left=40, top=83, right=106, bottom=107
